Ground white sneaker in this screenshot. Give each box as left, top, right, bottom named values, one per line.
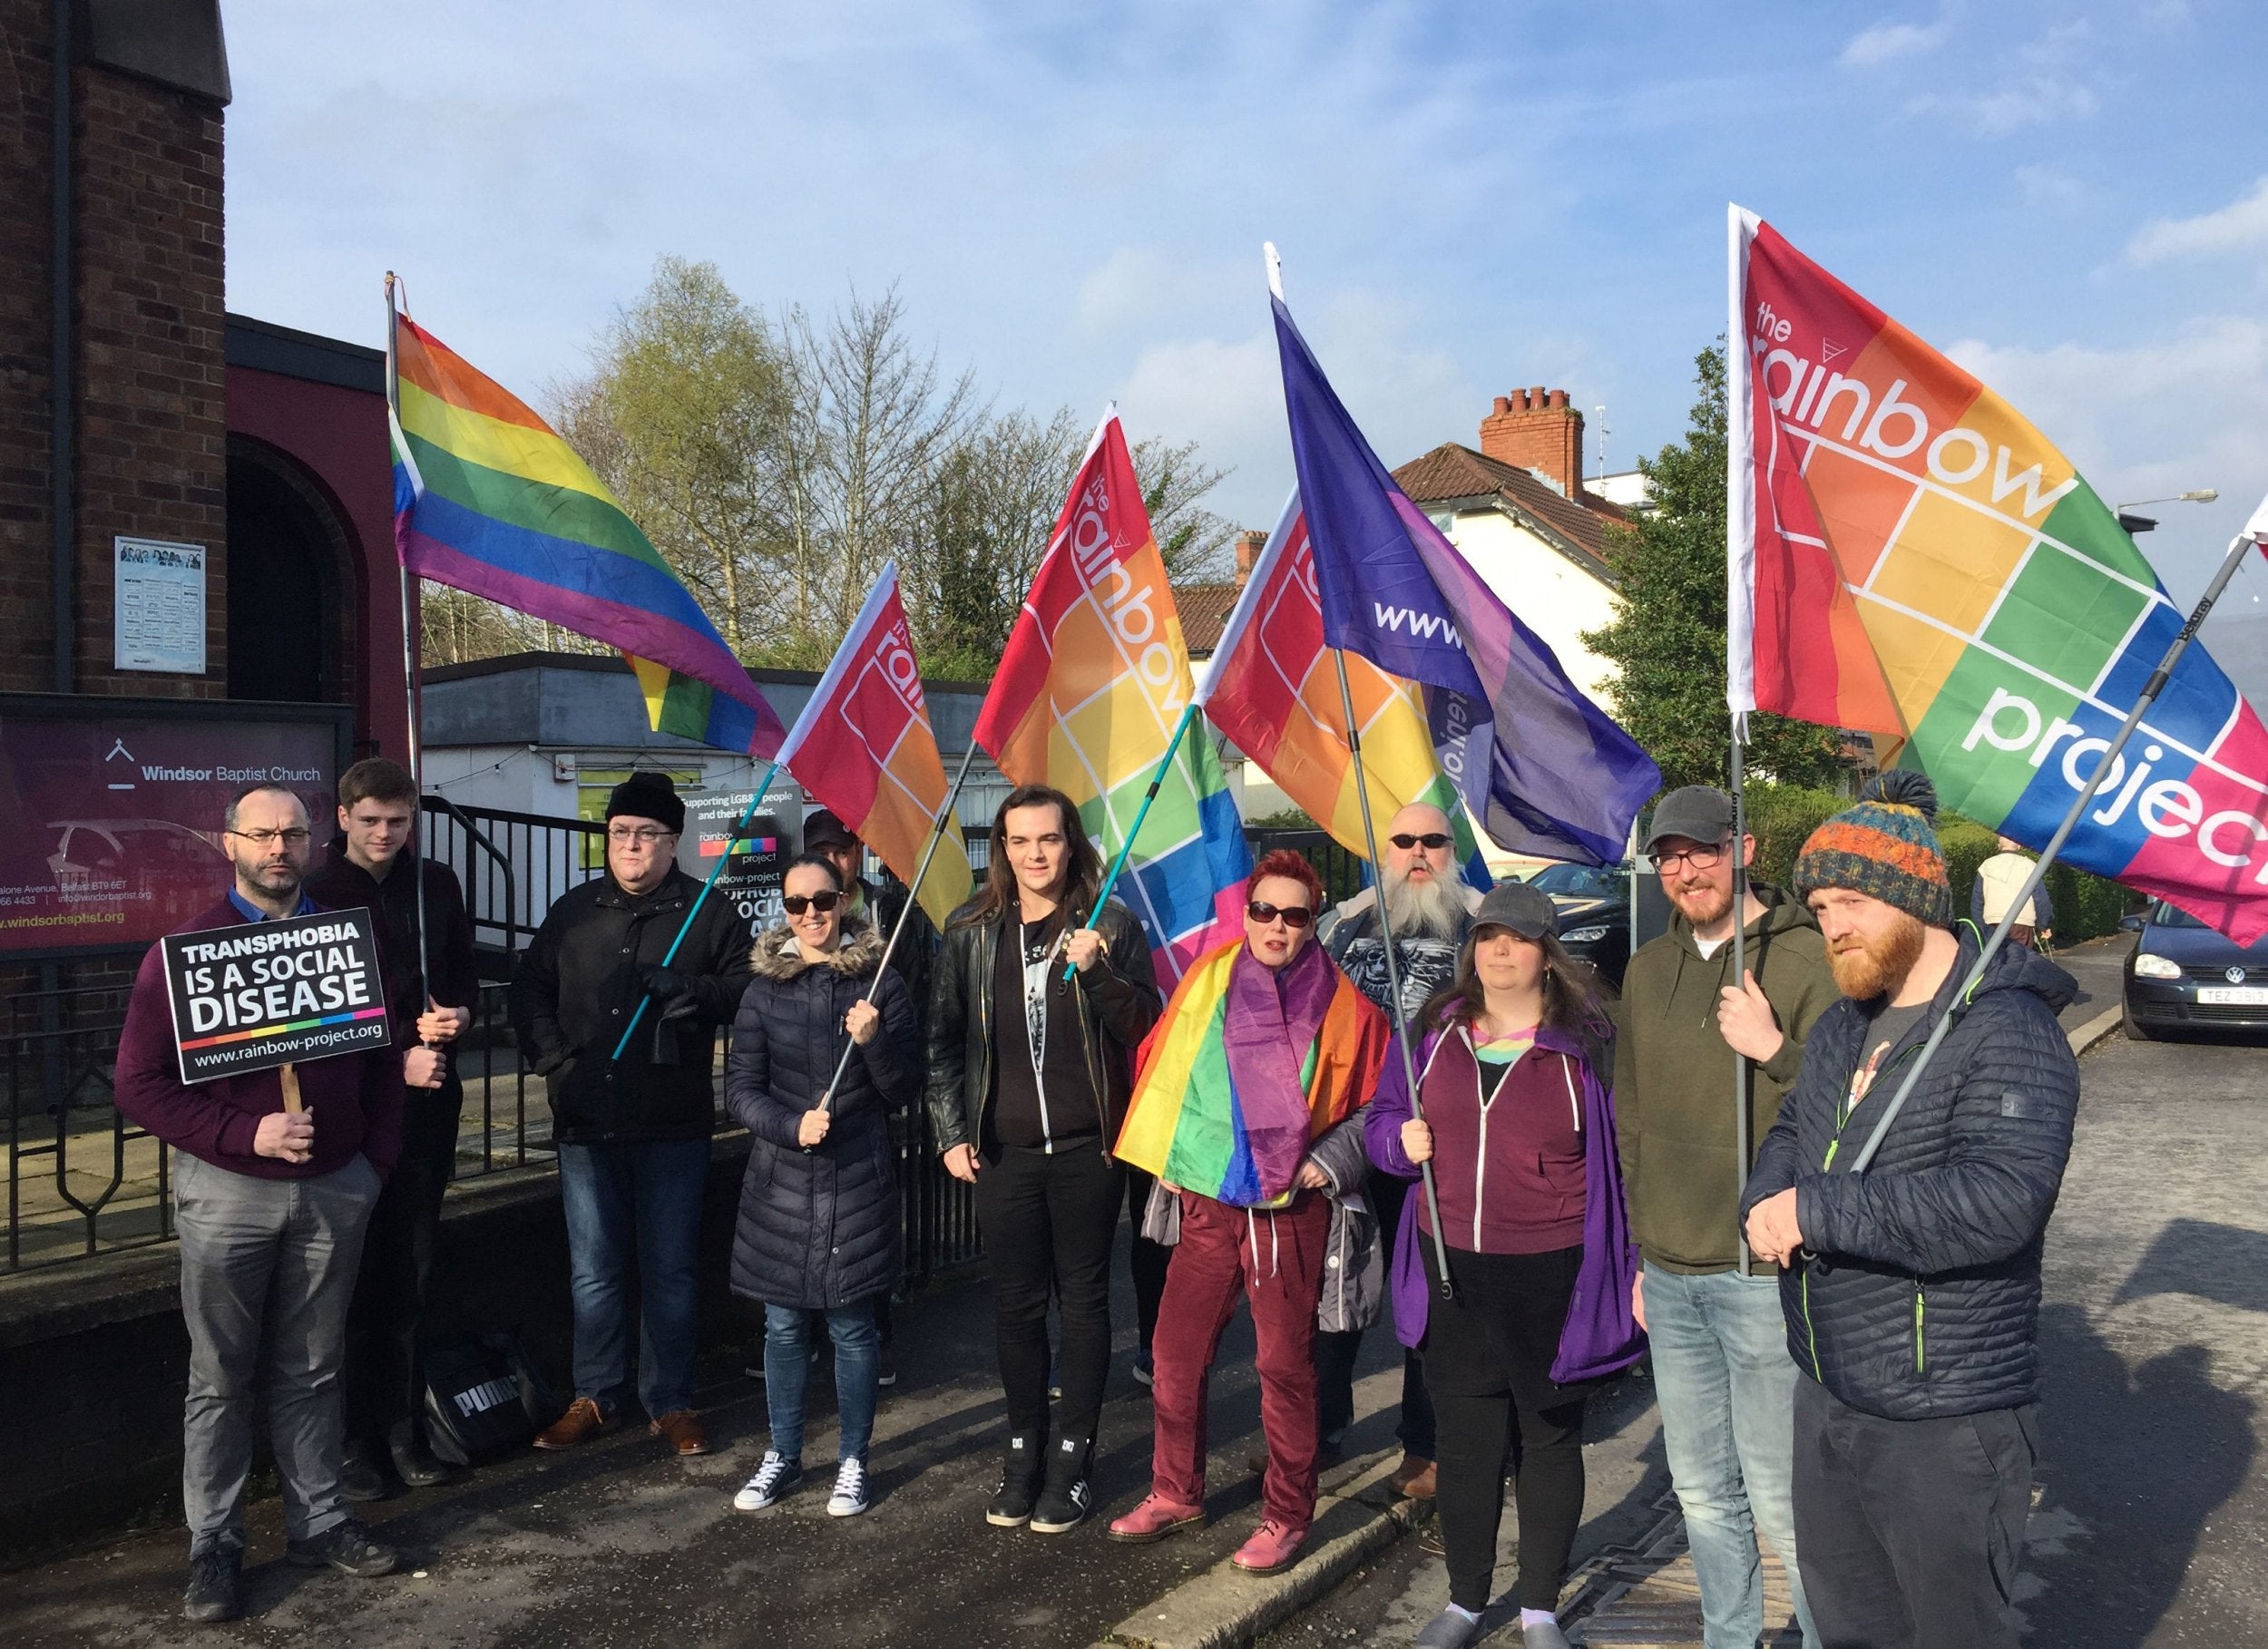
left=733, top=1451, right=802, bottom=1511
left=826, top=1457, right=870, bottom=1517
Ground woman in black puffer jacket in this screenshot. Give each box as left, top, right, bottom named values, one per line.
left=725, top=853, right=917, bottom=1520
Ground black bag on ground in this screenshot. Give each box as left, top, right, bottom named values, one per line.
left=422, top=1332, right=562, bottom=1466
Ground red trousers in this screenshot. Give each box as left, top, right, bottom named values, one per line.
left=1149, top=1188, right=1330, bottom=1533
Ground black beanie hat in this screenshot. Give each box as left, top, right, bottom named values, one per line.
left=605, top=771, right=685, bottom=834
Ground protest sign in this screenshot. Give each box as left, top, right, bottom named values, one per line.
left=161, top=906, right=393, bottom=1084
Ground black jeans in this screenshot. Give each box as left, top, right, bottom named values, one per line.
left=1122, top=1164, right=1170, bottom=1356
left=974, top=1139, right=1122, bottom=1454
left=343, top=1077, right=464, bottom=1453
left=1314, top=1166, right=1437, bottom=1456
left=1794, top=1376, right=2037, bottom=1649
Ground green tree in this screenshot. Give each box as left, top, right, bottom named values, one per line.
left=1582, top=345, right=1849, bottom=793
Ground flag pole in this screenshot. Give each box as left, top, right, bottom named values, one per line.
left=384, top=272, right=433, bottom=1031
left=1729, top=721, right=1753, bottom=1276
left=815, top=739, right=982, bottom=1113
left=1334, top=648, right=1454, bottom=1301
left=1059, top=698, right=1205, bottom=982
left=610, top=759, right=780, bottom=1060
left=1848, top=526, right=2260, bottom=1172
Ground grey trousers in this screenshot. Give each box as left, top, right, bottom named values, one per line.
left=174, top=1151, right=381, bottom=1553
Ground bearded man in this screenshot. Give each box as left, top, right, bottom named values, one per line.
left=1312, top=802, right=1484, bottom=1498
left=1741, top=773, right=2079, bottom=1649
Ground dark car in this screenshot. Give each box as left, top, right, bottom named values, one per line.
left=2122, top=900, right=2268, bottom=1039
left=1529, top=861, right=1632, bottom=988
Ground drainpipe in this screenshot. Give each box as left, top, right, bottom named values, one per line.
left=49, top=0, right=73, bottom=693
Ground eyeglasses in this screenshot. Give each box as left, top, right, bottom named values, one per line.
left=783, top=892, right=843, bottom=915
left=1389, top=832, right=1452, bottom=851
left=1246, top=900, right=1314, bottom=929
left=227, top=827, right=310, bottom=847
left=1649, top=843, right=1726, bottom=872
left=607, top=825, right=677, bottom=845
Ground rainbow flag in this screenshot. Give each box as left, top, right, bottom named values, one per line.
left=775, top=565, right=973, bottom=929
left=973, top=410, right=1250, bottom=980
left=1115, top=941, right=1389, bottom=1206
left=389, top=309, right=785, bottom=758
left=1728, top=208, right=2268, bottom=942
left=1201, top=493, right=1486, bottom=880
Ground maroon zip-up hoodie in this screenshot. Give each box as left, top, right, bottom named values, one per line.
left=113, top=897, right=406, bottom=1181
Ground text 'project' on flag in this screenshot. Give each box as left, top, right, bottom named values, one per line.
left=972, top=411, right=1250, bottom=981
left=774, top=565, right=973, bottom=931
left=1727, top=207, right=2268, bottom=942
left=388, top=307, right=785, bottom=759
left=1266, top=262, right=1659, bottom=866
left=1200, top=493, right=1486, bottom=881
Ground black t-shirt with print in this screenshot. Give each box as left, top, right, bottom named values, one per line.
left=986, top=911, right=1101, bottom=1152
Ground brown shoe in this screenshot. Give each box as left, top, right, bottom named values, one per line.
left=650, top=1410, right=709, bottom=1456
left=533, top=1397, right=609, bottom=1451
left=1389, top=1454, right=1437, bottom=1498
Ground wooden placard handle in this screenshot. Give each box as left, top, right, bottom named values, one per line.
left=279, top=1063, right=303, bottom=1114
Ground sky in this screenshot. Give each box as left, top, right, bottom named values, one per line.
left=223, top=0, right=2268, bottom=692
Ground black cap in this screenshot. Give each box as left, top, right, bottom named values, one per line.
left=605, top=772, right=684, bottom=834
left=1471, top=880, right=1559, bottom=941
left=1642, top=785, right=1736, bottom=856
left=802, top=808, right=858, bottom=853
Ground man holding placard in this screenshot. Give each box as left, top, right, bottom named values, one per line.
left=114, top=784, right=406, bottom=1624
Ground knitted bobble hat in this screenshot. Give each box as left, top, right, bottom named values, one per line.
left=1791, top=769, right=1952, bottom=929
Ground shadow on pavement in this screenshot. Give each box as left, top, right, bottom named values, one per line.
left=2111, top=1218, right=2268, bottom=1316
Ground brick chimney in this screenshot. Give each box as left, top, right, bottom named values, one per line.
left=1234, top=528, right=1268, bottom=590
left=1479, top=387, right=1584, bottom=499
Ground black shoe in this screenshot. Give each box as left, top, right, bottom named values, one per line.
left=182, top=1545, right=243, bottom=1623
left=876, top=1344, right=898, bottom=1389
left=286, top=1517, right=400, bottom=1578
left=337, top=1445, right=390, bottom=1504
left=390, top=1436, right=460, bottom=1489
left=1029, top=1436, right=1094, bottom=1535
left=985, top=1433, right=1043, bottom=1527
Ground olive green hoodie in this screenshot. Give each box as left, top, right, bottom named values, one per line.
left=1612, top=883, right=1835, bottom=1273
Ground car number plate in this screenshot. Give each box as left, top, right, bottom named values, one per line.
left=2197, top=986, right=2268, bottom=1005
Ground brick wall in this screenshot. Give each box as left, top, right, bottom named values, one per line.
left=1479, top=386, right=1586, bottom=500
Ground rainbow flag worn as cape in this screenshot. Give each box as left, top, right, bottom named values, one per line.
left=389, top=309, right=785, bottom=758
left=1116, top=939, right=1389, bottom=1207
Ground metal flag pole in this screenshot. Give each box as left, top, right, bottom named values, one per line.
left=1729, top=718, right=1753, bottom=1275
left=610, top=760, right=781, bottom=1060
left=815, top=740, right=982, bottom=1113
left=1060, top=699, right=1204, bottom=983
left=1849, top=526, right=2262, bottom=1172
left=1334, top=649, right=1455, bottom=1300
left=384, top=272, right=433, bottom=1029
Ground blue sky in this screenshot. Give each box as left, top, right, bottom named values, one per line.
left=225, top=0, right=2268, bottom=682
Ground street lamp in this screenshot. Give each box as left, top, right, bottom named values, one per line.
left=2113, top=488, right=2218, bottom=535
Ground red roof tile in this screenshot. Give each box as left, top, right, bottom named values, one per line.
left=1175, top=581, right=1243, bottom=655
left=1391, top=444, right=1628, bottom=569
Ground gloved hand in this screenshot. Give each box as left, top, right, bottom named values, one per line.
left=638, top=963, right=699, bottom=1022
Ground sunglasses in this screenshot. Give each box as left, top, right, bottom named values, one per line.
left=1389, top=832, right=1452, bottom=851
left=782, top=892, right=843, bottom=915
left=1246, top=900, right=1314, bottom=929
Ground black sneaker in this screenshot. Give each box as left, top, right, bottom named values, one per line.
left=985, top=1434, right=1042, bottom=1527
left=876, top=1344, right=898, bottom=1389
left=1029, top=1436, right=1094, bottom=1535
left=389, top=1434, right=460, bottom=1489
left=182, top=1544, right=243, bottom=1623
left=338, top=1444, right=390, bottom=1504
left=286, top=1517, right=400, bottom=1578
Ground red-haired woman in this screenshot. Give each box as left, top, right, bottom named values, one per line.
left=1107, top=850, right=1390, bottom=1576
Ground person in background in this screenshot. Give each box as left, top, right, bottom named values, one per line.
left=1970, top=835, right=2056, bottom=951
left=115, top=785, right=406, bottom=1623
left=726, top=853, right=918, bottom=1519
left=308, top=757, right=480, bottom=1502
left=508, top=772, right=752, bottom=1459
left=1616, top=785, right=1834, bottom=1647
left=1364, top=881, right=1640, bottom=1649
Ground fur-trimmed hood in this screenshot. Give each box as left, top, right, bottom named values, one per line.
left=748, top=914, right=885, bottom=981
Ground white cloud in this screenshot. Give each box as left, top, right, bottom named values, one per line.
left=2127, top=176, right=2268, bottom=265
left=1919, top=74, right=2097, bottom=133
left=1840, top=18, right=1948, bottom=66
left=2014, top=164, right=2085, bottom=208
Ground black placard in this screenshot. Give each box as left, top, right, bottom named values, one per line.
left=160, top=906, right=394, bottom=1083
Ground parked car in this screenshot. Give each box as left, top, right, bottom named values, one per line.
left=2122, top=900, right=2268, bottom=1040
left=1527, top=861, right=1632, bottom=987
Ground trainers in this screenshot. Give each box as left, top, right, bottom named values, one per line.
left=1414, top=1605, right=1484, bottom=1649
left=733, top=1450, right=803, bottom=1511
left=182, top=1544, right=243, bottom=1623
left=1030, top=1437, right=1093, bottom=1534
left=286, top=1517, right=400, bottom=1578
left=650, top=1410, right=709, bottom=1456
left=1230, top=1517, right=1305, bottom=1575
left=338, top=1443, right=390, bottom=1503
left=1106, top=1491, right=1206, bottom=1543
left=826, top=1457, right=871, bottom=1517
left=389, top=1432, right=460, bottom=1489
left=986, top=1434, right=1042, bottom=1527
left=876, top=1345, right=898, bottom=1389
left=1131, top=1349, right=1154, bottom=1388
left=533, top=1396, right=609, bottom=1451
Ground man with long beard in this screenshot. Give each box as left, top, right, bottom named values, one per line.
left=1741, top=773, right=2078, bottom=1649
left=1313, top=801, right=1484, bottom=1498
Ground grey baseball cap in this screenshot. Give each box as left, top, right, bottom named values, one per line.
left=1472, top=880, right=1559, bottom=941
left=1641, top=785, right=1736, bottom=856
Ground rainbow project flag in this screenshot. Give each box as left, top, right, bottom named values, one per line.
left=1115, top=942, right=1389, bottom=1206
left=973, top=410, right=1250, bottom=980
left=775, top=565, right=973, bottom=929
left=1201, top=493, right=1486, bottom=880
left=389, top=309, right=785, bottom=758
left=1728, top=208, right=2268, bottom=942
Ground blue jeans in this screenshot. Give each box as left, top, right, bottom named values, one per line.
left=557, top=1138, right=709, bottom=1420
left=1644, top=1262, right=1819, bottom=1647
left=764, top=1301, right=879, bottom=1462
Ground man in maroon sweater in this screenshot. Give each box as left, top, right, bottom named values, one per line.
left=113, top=784, right=406, bottom=1624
